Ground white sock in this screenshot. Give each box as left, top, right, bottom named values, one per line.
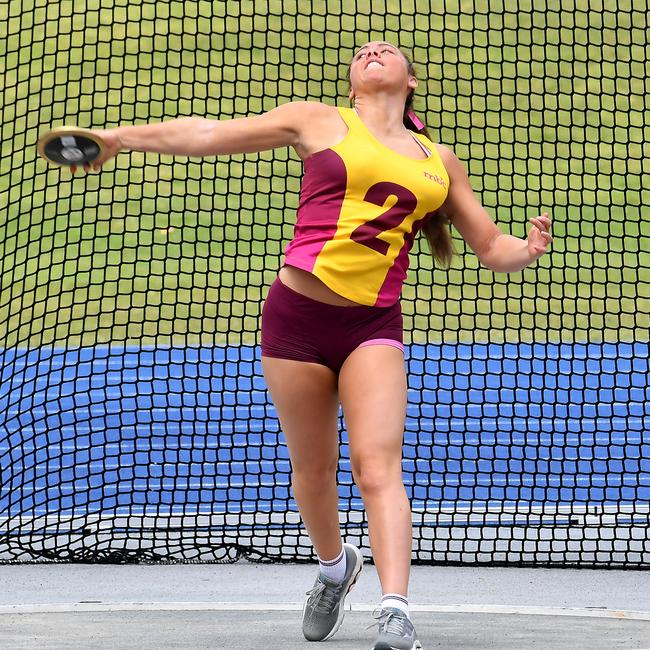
left=381, top=593, right=410, bottom=618
left=318, top=546, right=347, bottom=582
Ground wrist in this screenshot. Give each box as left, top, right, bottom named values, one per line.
left=113, top=126, right=130, bottom=152
left=527, top=241, right=547, bottom=265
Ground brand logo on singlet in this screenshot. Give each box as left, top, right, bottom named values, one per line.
left=424, top=171, right=447, bottom=188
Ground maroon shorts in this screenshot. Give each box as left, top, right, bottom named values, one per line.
left=261, top=278, right=403, bottom=373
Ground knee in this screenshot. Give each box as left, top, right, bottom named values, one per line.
left=292, top=460, right=338, bottom=493
left=351, top=459, right=403, bottom=497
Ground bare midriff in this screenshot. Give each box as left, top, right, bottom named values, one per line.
left=278, top=265, right=362, bottom=306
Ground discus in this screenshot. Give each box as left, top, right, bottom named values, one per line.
left=37, top=126, right=106, bottom=167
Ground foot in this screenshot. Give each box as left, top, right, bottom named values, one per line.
left=302, top=543, right=364, bottom=641
left=370, top=607, right=422, bottom=650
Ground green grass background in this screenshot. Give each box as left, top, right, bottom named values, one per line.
left=1, top=0, right=647, bottom=346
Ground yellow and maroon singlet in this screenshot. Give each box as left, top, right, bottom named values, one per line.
left=283, top=107, right=450, bottom=307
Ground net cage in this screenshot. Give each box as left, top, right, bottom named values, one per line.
left=1, top=0, right=648, bottom=565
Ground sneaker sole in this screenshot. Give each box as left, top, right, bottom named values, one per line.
left=303, top=544, right=364, bottom=642
left=372, top=642, right=423, bottom=650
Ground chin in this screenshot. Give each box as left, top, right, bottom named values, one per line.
left=362, top=72, right=391, bottom=84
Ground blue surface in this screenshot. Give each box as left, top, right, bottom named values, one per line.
left=0, top=343, right=648, bottom=517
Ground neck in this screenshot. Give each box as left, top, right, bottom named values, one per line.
left=352, top=96, right=406, bottom=135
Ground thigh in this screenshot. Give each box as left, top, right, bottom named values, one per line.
left=338, top=345, right=407, bottom=469
left=262, top=356, right=340, bottom=472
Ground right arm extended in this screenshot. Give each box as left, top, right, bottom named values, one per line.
left=75, top=101, right=321, bottom=172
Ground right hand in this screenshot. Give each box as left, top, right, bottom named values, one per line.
left=70, top=128, right=123, bottom=174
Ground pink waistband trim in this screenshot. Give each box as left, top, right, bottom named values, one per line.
left=356, top=338, right=404, bottom=352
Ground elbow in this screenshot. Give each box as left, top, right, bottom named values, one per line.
left=477, top=254, right=503, bottom=273
left=199, top=120, right=223, bottom=156
left=475, top=232, right=502, bottom=271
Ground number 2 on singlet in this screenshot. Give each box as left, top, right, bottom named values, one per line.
left=350, top=182, right=418, bottom=256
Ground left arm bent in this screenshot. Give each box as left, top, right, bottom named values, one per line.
left=436, top=145, right=552, bottom=273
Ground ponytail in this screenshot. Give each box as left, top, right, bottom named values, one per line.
left=401, top=62, right=455, bottom=269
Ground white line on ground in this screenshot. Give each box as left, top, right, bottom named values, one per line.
left=1, top=602, right=649, bottom=621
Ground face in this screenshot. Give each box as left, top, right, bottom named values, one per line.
left=348, top=41, right=417, bottom=102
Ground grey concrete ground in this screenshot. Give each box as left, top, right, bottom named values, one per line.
left=2, top=610, right=650, bottom=650
left=0, top=562, right=649, bottom=649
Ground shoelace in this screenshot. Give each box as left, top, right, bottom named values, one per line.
left=305, top=579, right=344, bottom=614
left=366, top=607, right=409, bottom=636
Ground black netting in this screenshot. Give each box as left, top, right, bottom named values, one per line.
left=1, top=1, right=648, bottom=566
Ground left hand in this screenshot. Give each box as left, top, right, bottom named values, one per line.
left=527, top=212, right=553, bottom=260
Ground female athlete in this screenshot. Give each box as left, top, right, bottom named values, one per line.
left=73, top=41, right=552, bottom=650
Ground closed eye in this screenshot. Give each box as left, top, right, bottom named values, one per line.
left=355, top=47, right=397, bottom=60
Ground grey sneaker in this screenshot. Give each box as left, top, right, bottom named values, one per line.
left=370, top=607, right=422, bottom=650
left=302, top=543, right=363, bottom=641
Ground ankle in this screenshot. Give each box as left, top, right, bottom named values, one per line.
left=318, top=545, right=346, bottom=582
left=380, top=593, right=410, bottom=618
